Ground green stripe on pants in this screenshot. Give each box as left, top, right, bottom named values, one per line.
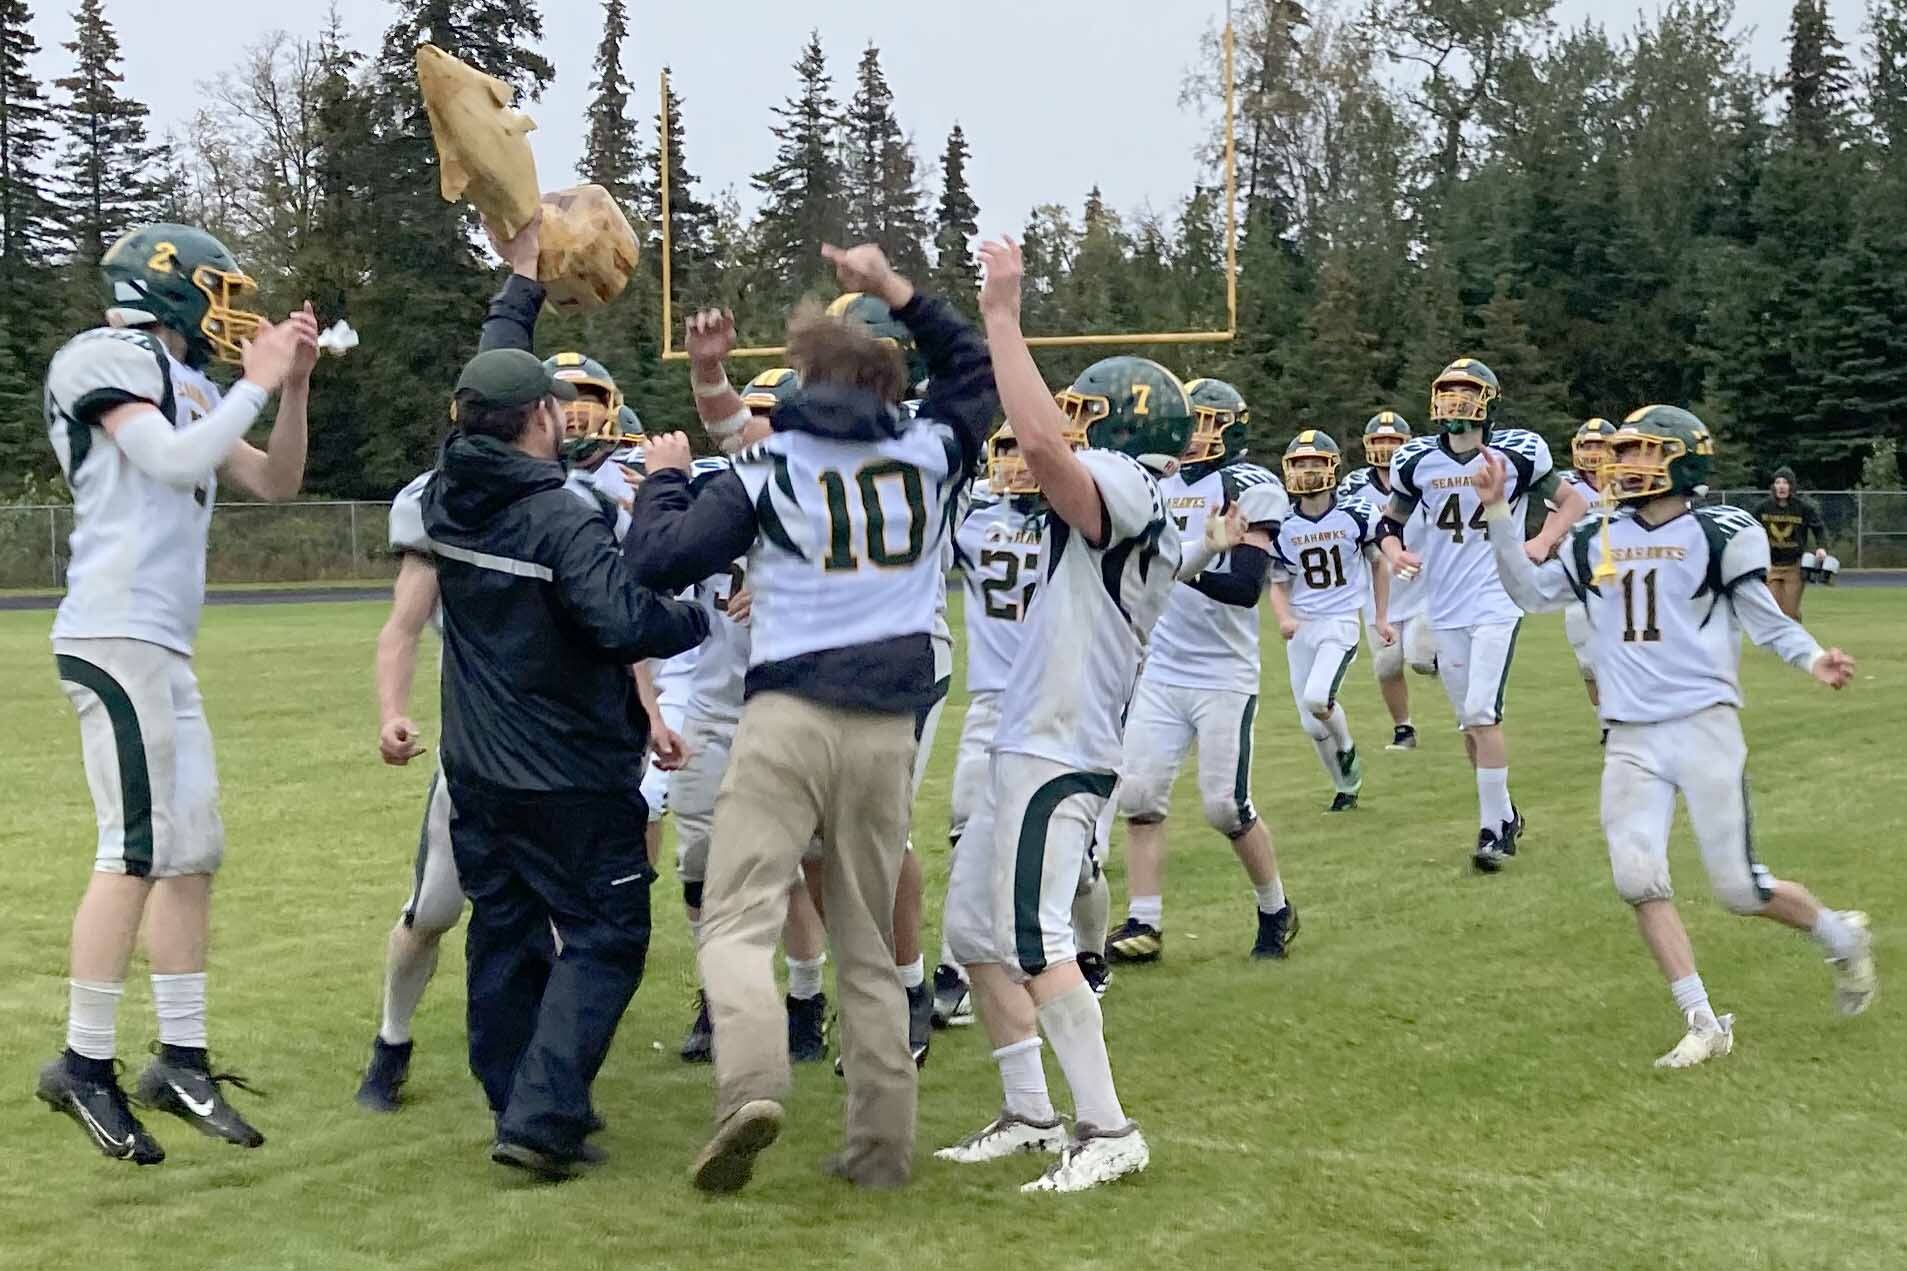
left=1014, top=770, right=1117, bottom=976
left=56, top=653, right=154, bottom=877
left=1492, top=619, right=1524, bottom=723
left=1327, top=644, right=1358, bottom=703
left=1232, top=694, right=1258, bottom=830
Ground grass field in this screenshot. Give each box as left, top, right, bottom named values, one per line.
left=1, top=591, right=1903, bottom=1270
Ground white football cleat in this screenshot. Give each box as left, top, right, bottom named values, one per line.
left=1021, top=1122, right=1149, bottom=1193
left=1653, top=1011, right=1735, bottom=1070
left=1828, top=911, right=1878, bottom=1017
left=934, top=1111, right=1066, bottom=1164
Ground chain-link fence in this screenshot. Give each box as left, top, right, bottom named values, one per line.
left=0, top=501, right=400, bottom=589
left=5, top=489, right=1907, bottom=590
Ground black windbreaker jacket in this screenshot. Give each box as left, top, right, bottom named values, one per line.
left=422, top=434, right=709, bottom=795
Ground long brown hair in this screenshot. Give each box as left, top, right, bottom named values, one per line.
left=785, top=300, right=907, bottom=406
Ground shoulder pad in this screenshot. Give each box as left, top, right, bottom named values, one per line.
left=1391, top=437, right=1436, bottom=495
left=690, top=456, right=732, bottom=478
left=1564, top=513, right=1612, bottom=597
left=47, top=327, right=175, bottom=427
left=1341, top=499, right=1374, bottom=536
left=1697, top=505, right=1768, bottom=590
left=1337, top=467, right=1373, bottom=500
left=1489, top=427, right=1546, bottom=461
left=1223, top=462, right=1281, bottom=489
left=388, top=472, right=435, bottom=555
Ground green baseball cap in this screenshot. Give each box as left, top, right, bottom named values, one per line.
left=453, top=348, right=578, bottom=410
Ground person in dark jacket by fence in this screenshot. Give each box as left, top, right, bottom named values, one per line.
left=422, top=215, right=709, bottom=1180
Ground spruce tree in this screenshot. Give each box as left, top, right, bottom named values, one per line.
left=752, top=31, right=845, bottom=301
left=581, top=0, right=640, bottom=210
left=0, top=0, right=53, bottom=262
left=51, top=0, right=162, bottom=264
left=1780, top=0, right=1854, bottom=148
left=842, top=44, right=928, bottom=279
left=930, top=124, right=979, bottom=308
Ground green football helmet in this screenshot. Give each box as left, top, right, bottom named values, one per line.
left=543, top=352, right=637, bottom=461
left=1056, top=357, right=1194, bottom=468
left=740, top=366, right=800, bottom=414
left=100, top=223, right=262, bottom=369
left=826, top=291, right=926, bottom=387
left=1429, top=358, right=1500, bottom=435
left=1607, top=406, right=1714, bottom=502
left=1183, top=377, right=1249, bottom=464
left=1362, top=411, right=1411, bottom=469
left=1283, top=429, right=1343, bottom=495
left=1571, top=417, right=1616, bottom=476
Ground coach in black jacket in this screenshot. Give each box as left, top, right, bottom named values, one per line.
left=422, top=218, right=709, bottom=1179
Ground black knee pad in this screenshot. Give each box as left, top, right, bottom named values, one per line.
left=682, top=880, right=704, bottom=910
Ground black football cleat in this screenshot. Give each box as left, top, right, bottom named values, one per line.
left=355, top=1037, right=412, bottom=1113
left=680, top=992, right=714, bottom=1064
left=787, top=992, right=828, bottom=1064
left=1473, top=827, right=1508, bottom=873
left=1077, top=950, right=1113, bottom=998
left=1501, top=805, right=1525, bottom=858
left=37, top=1054, right=165, bottom=1165
left=1251, top=905, right=1300, bottom=960
left=907, top=982, right=933, bottom=1069
left=1387, top=724, right=1418, bottom=751
left=133, top=1045, right=265, bottom=1148
left=491, top=1139, right=580, bottom=1182
left=1106, top=918, right=1163, bottom=965
left=1328, top=791, right=1359, bottom=813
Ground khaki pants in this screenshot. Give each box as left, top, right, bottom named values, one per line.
left=1766, top=564, right=1804, bottom=619
left=699, top=690, right=917, bottom=1182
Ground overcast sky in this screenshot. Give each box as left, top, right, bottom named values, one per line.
left=25, top=0, right=1872, bottom=235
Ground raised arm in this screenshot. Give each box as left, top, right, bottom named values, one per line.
left=222, top=302, right=318, bottom=501
left=478, top=215, right=544, bottom=354
left=976, top=238, right=1108, bottom=544
left=683, top=309, right=751, bottom=453
left=1475, top=453, right=1577, bottom=613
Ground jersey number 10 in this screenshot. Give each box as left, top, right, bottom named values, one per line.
left=819, top=461, right=928, bottom=571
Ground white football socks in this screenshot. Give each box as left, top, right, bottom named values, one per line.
left=993, top=1037, right=1056, bottom=1122
left=786, top=954, right=826, bottom=1001
left=1325, top=704, right=1353, bottom=751
left=1811, top=909, right=1860, bottom=960
left=897, top=957, right=925, bottom=990
left=1477, top=767, right=1512, bottom=830
left=1127, top=895, right=1162, bottom=929
left=151, top=971, right=207, bottom=1050
left=1037, top=983, right=1126, bottom=1132
left=1670, top=973, right=1717, bottom=1029
left=67, top=979, right=123, bottom=1061
left=1254, top=876, right=1287, bottom=915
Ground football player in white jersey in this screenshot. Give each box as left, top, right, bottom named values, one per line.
left=1475, top=406, right=1875, bottom=1068
left=1375, top=359, right=1589, bottom=872
left=1107, top=376, right=1297, bottom=965
left=939, top=239, right=1194, bottom=1194
left=1339, top=412, right=1437, bottom=749
left=933, top=425, right=1116, bottom=1026
left=37, top=223, right=317, bottom=1164
left=1558, top=418, right=1614, bottom=734
left=668, top=358, right=832, bottom=1068
left=1268, top=431, right=1390, bottom=810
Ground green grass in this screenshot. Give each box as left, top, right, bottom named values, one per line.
left=1, top=592, right=1903, bottom=1270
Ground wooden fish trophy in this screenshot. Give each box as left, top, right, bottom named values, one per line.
left=415, top=44, right=640, bottom=311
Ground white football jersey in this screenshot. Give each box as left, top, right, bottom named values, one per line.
left=993, top=450, right=1179, bottom=773
left=681, top=559, right=750, bottom=725
left=1271, top=497, right=1379, bottom=619
left=1390, top=428, right=1554, bottom=630
left=1339, top=464, right=1426, bottom=622
left=1556, top=506, right=1789, bottom=723
left=1556, top=468, right=1600, bottom=510
left=730, top=422, right=962, bottom=669
left=954, top=488, right=1045, bottom=696
left=46, top=329, right=224, bottom=655
left=1142, top=462, right=1288, bottom=694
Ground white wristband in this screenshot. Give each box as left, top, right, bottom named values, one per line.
left=692, top=375, right=733, bottom=400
